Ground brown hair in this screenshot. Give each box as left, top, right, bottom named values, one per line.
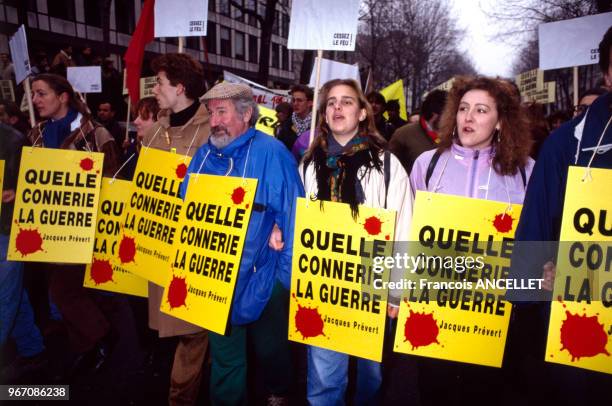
left=31, top=73, right=90, bottom=117
left=136, top=96, right=160, bottom=121
left=437, top=76, right=532, bottom=176
left=151, top=53, right=205, bottom=100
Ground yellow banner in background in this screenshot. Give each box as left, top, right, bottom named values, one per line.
left=84, top=178, right=147, bottom=297
left=380, top=79, right=407, bottom=121
left=256, top=105, right=278, bottom=136
left=393, top=192, right=520, bottom=367
left=160, top=174, right=256, bottom=334
left=546, top=166, right=611, bottom=374
left=288, top=198, right=396, bottom=362
left=8, top=147, right=103, bottom=263
left=120, top=148, right=190, bottom=287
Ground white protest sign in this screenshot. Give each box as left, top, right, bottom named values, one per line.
left=539, top=12, right=612, bottom=70
left=308, top=58, right=360, bottom=88
left=288, top=0, right=360, bottom=51
left=8, top=25, right=31, bottom=84
left=140, top=76, right=157, bottom=98
left=223, top=71, right=289, bottom=109
left=67, top=66, right=102, bottom=93
left=154, top=0, right=208, bottom=38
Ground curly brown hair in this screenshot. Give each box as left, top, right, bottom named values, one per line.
left=151, top=53, right=205, bottom=100
left=437, top=76, right=532, bottom=176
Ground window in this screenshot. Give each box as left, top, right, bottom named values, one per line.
left=115, top=0, right=135, bottom=34
left=273, top=11, right=280, bottom=36
left=206, top=22, right=217, bottom=54
left=48, top=0, right=76, bottom=20
left=271, top=43, right=279, bottom=68
left=219, top=0, right=230, bottom=16
left=186, top=36, right=200, bottom=51
left=234, top=32, right=245, bottom=60
left=220, top=26, right=231, bottom=57
left=282, top=13, right=289, bottom=38
left=248, top=35, right=258, bottom=63
left=233, top=0, right=244, bottom=22
left=281, top=45, right=288, bottom=71
left=83, top=0, right=101, bottom=26
left=209, top=0, right=216, bottom=12
left=245, top=0, right=257, bottom=26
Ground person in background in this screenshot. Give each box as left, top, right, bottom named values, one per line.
left=274, top=101, right=296, bottom=151
left=290, top=84, right=313, bottom=135
left=546, top=110, right=571, bottom=132
left=301, top=78, right=411, bottom=405
left=385, top=99, right=407, bottom=134
left=573, top=87, right=607, bottom=117
left=388, top=89, right=447, bottom=174
left=0, top=53, right=15, bottom=82
left=366, top=91, right=393, bottom=140
left=74, top=45, right=93, bottom=67
left=97, top=100, right=124, bottom=149
left=523, top=101, right=549, bottom=159
left=0, top=100, right=31, bottom=136
left=50, top=45, right=75, bottom=76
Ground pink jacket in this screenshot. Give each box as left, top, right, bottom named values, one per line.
left=410, top=143, right=535, bottom=205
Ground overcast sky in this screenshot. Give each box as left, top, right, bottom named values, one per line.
left=451, top=0, right=520, bottom=78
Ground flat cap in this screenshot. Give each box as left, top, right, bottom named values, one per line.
left=200, top=82, right=253, bottom=101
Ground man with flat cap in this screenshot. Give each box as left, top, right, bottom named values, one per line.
left=180, top=82, right=304, bottom=405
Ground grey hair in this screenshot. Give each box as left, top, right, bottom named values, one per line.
left=231, top=96, right=259, bottom=126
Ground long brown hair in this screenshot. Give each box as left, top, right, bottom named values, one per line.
left=31, top=73, right=90, bottom=118
left=437, top=76, right=532, bottom=175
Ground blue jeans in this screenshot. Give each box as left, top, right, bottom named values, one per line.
left=0, top=234, right=44, bottom=357
left=307, top=346, right=381, bottom=406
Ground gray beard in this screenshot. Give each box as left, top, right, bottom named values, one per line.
left=210, top=133, right=234, bottom=148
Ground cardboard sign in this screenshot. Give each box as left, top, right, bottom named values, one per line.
left=84, top=178, right=148, bottom=298
left=308, top=58, right=360, bottom=89
left=380, top=79, right=408, bottom=121
left=154, top=0, right=208, bottom=38
left=0, top=80, right=15, bottom=102
left=8, top=25, right=31, bottom=84
left=9, top=147, right=103, bottom=263
left=539, top=12, right=612, bottom=70
left=526, top=81, right=556, bottom=104
left=67, top=66, right=102, bottom=93
left=140, top=76, right=157, bottom=98
left=160, top=174, right=257, bottom=334
left=119, top=148, right=191, bottom=286
left=223, top=71, right=289, bottom=109
left=289, top=198, right=396, bottom=362
left=393, top=192, right=520, bottom=367
left=515, top=69, right=544, bottom=97
left=287, top=0, right=360, bottom=51
left=546, top=166, right=611, bottom=375
left=255, top=105, right=278, bottom=136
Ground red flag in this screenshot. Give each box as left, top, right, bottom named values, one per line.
left=124, top=0, right=155, bottom=104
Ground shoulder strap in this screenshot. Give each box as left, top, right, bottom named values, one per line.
left=384, top=150, right=390, bottom=209
left=425, top=150, right=442, bottom=189
left=520, top=166, right=526, bottom=189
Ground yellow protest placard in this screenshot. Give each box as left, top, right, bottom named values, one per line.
left=256, top=105, right=278, bottom=136
left=0, top=160, right=4, bottom=217
left=84, top=178, right=148, bottom=297
left=120, top=148, right=190, bottom=286
left=393, top=192, right=520, bottom=367
left=160, top=174, right=256, bottom=334
left=8, top=147, right=103, bottom=263
left=380, top=79, right=407, bottom=121
left=288, top=198, right=396, bottom=362
left=546, top=166, right=611, bottom=374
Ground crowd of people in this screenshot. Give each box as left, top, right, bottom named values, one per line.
left=0, top=25, right=611, bottom=406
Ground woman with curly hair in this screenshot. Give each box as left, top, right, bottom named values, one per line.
left=410, top=75, right=534, bottom=203
left=301, top=78, right=412, bottom=405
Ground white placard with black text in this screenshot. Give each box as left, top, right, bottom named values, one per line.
left=154, top=0, right=208, bottom=38
left=8, top=25, right=31, bottom=84
left=67, top=66, right=102, bottom=93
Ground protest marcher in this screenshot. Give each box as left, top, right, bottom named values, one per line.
left=27, top=73, right=120, bottom=375
left=385, top=99, right=407, bottom=134
left=97, top=100, right=124, bottom=148
left=0, top=100, right=31, bottom=136
left=130, top=96, right=160, bottom=150
left=546, top=110, right=571, bottom=132
left=300, top=78, right=411, bottom=405
left=290, top=84, right=313, bottom=135
left=510, top=27, right=612, bottom=406
left=274, top=101, right=296, bottom=151
left=388, top=89, right=447, bottom=174
left=50, top=45, right=75, bottom=76
left=573, top=87, right=607, bottom=117
left=404, top=76, right=535, bottom=405
left=180, top=81, right=303, bottom=405
left=0, top=53, right=15, bottom=82
left=142, top=53, right=210, bottom=406
left=366, top=91, right=393, bottom=140
left=0, top=122, right=47, bottom=382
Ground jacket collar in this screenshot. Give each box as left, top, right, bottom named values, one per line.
left=157, top=103, right=209, bottom=130
left=451, top=141, right=493, bottom=158
left=207, top=127, right=257, bottom=157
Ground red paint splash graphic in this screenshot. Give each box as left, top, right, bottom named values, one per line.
left=363, top=216, right=383, bottom=235
left=292, top=294, right=325, bottom=339
left=403, top=307, right=440, bottom=349
left=80, top=157, right=94, bottom=171
left=175, top=163, right=188, bottom=179
left=385, top=234, right=390, bottom=241
left=118, top=235, right=136, bottom=264
left=559, top=310, right=610, bottom=361
left=492, top=213, right=514, bottom=233
left=167, top=275, right=188, bottom=309
left=231, top=187, right=246, bottom=205
left=90, top=258, right=114, bottom=285
left=15, top=227, right=44, bottom=257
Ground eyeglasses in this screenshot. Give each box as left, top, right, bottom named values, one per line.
left=573, top=104, right=588, bottom=115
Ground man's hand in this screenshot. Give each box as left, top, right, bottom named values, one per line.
left=387, top=305, right=399, bottom=319
left=268, top=223, right=284, bottom=251
left=542, top=261, right=556, bottom=291
left=2, top=189, right=15, bottom=203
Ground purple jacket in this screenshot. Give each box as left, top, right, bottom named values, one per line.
left=410, top=143, right=535, bottom=205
